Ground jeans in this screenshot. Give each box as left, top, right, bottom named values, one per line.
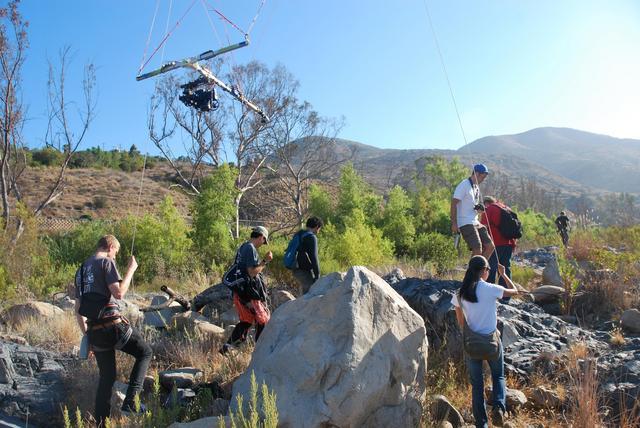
left=488, top=245, right=513, bottom=304
left=229, top=321, right=265, bottom=344
left=467, top=343, right=506, bottom=428
left=88, top=323, right=153, bottom=427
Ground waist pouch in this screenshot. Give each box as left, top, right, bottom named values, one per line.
left=88, top=303, right=132, bottom=351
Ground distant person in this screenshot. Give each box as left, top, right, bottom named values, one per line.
left=480, top=196, right=518, bottom=290
left=452, top=256, right=519, bottom=428
left=451, top=164, right=495, bottom=260
left=290, top=216, right=323, bottom=295
left=221, top=226, right=272, bottom=354
left=555, top=211, right=571, bottom=246
left=74, top=235, right=152, bottom=427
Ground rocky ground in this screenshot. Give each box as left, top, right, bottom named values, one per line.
left=0, top=247, right=638, bottom=427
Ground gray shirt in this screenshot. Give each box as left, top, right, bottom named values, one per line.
left=75, top=255, right=121, bottom=320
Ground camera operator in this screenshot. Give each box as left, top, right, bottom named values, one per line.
left=451, top=164, right=495, bottom=260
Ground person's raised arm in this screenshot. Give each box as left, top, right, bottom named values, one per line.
left=108, top=256, right=138, bottom=300
left=247, top=251, right=273, bottom=278
left=498, top=264, right=518, bottom=298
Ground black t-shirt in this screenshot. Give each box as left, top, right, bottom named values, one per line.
left=555, top=215, right=570, bottom=230
left=75, top=255, right=121, bottom=320
left=237, top=242, right=260, bottom=275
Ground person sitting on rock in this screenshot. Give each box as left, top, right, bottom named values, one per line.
left=451, top=164, right=495, bottom=260
left=74, top=235, right=152, bottom=427
left=221, top=226, right=273, bottom=354
left=451, top=255, right=519, bottom=428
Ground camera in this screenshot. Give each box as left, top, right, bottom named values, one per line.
left=474, top=203, right=485, bottom=212
left=179, top=78, right=219, bottom=112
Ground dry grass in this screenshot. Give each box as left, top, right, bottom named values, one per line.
left=5, top=312, right=82, bottom=353
left=609, top=327, right=626, bottom=347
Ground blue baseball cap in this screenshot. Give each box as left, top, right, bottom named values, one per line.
left=473, top=164, right=489, bottom=174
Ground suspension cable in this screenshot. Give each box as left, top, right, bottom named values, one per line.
left=138, top=0, right=161, bottom=75
left=160, top=0, right=175, bottom=65
left=421, top=0, right=499, bottom=255
left=130, top=154, right=148, bottom=257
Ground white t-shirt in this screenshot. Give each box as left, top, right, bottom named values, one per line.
left=451, top=280, right=505, bottom=334
left=453, top=178, right=480, bottom=227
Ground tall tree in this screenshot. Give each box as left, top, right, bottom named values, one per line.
left=0, top=1, right=95, bottom=242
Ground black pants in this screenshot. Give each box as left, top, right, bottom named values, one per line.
left=228, top=322, right=265, bottom=345
left=88, top=323, right=152, bottom=426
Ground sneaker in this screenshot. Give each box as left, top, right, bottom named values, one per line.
left=121, top=402, right=147, bottom=416
left=491, top=407, right=504, bottom=427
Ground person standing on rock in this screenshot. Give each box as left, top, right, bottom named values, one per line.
left=555, top=211, right=570, bottom=246
left=451, top=164, right=495, bottom=260
left=452, top=255, right=519, bottom=428
left=291, top=216, right=323, bottom=295
left=480, top=196, right=517, bottom=290
left=221, top=226, right=273, bottom=354
left=74, top=235, right=152, bottom=427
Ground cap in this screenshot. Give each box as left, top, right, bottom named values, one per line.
left=473, top=164, right=489, bottom=174
left=252, top=226, right=269, bottom=244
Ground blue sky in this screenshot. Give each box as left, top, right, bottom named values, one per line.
left=17, top=0, right=640, bottom=154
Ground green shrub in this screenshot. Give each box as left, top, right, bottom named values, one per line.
left=31, top=147, right=65, bottom=166
left=191, top=164, right=238, bottom=272
left=412, top=232, right=457, bottom=274
left=517, top=208, right=557, bottom=247
left=380, top=186, right=415, bottom=256
left=510, top=265, right=537, bottom=289
left=226, top=371, right=279, bottom=428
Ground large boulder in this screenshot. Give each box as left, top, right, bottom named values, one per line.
left=621, top=309, right=640, bottom=333
left=530, top=285, right=565, bottom=304
left=192, top=284, right=233, bottom=319
left=232, top=266, right=427, bottom=428
left=0, top=302, right=64, bottom=327
left=143, top=295, right=185, bottom=328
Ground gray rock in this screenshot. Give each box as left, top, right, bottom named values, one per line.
left=219, top=308, right=239, bottom=326
left=269, top=289, right=295, bottom=310
left=232, top=266, right=428, bottom=428
left=0, top=340, right=68, bottom=426
left=621, top=309, right=640, bottom=333
left=529, top=385, right=563, bottom=409
left=430, top=394, right=464, bottom=427
left=0, top=302, right=64, bottom=327
left=171, top=311, right=225, bottom=338
left=144, top=296, right=184, bottom=328
left=383, top=267, right=406, bottom=285
left=542, top=258, right=563, bottom=287
left=192, top=284, right=233, bottom=318
left=168, top=416, right=229, bottom=428
left=486, top=387, right=527, bottom=412
left=160, top=368, right=203, bottom=389
left=165, top=388, right=197, bottom=407
left=530, top=285, right=565, bottom=304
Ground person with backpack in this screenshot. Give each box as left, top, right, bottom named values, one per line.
left=285, top=216, right=323, bottom=295
left=451, top=164, right=495, bottom=260
left=480, top=196, right=520, bottom=289
left=452, top=255, right=519, bottom=428
left=74, top=235, right=152, bottom=427
left=220, top=226, right=273, bottom=354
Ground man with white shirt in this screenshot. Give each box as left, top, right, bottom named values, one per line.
left=450, top=164, right=495, bottom=260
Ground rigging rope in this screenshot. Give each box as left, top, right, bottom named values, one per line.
left=138, top=0, right=161, bottom=74
left=138, top=0, right=198, bottom=74
left=160, top=0, right=175, bottom=65
left=130, top=154, right=148, bottom=258
left=421, top=0, right=499, bottom=253
left=246, top=0, right=267, bottom=36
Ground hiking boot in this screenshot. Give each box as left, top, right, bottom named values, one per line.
left=121, top=401, right=147, bottom=416
left=219, top=343, right=235, bottom=355
left=491, top=407, right=504, bottom=426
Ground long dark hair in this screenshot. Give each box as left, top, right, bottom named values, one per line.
left=459, top=255, right=489, bottom=303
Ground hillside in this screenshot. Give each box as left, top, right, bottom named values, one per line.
left=462, top=127, right=640, bottom=194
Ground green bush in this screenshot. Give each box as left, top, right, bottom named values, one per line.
left=517, top=208, right=557, bottom=247
left=412, top=232, right=457, bottom=274
left=31, top=147, right=65, bottom=166
left=380, top=186, right=415, bottom=256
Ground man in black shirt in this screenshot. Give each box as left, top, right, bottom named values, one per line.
left=292, top=216, right=323, bottom=295
left=555, top=211, right=571, bottom=246
left=74, top=235, right=152, bottom=426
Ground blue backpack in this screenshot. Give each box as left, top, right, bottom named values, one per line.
left=283, top=230, right=313, bottom=269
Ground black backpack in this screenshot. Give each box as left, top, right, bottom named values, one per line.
left=498, top=205, right=523, bottom=239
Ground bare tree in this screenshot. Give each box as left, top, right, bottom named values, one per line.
left=148, top=71, right=224, bottom=195
left=0, top=1, right=96, bottom=242
left=261, top=96, right=346, bottom=228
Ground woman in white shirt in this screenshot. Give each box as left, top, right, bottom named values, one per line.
left=452, top=255, right=518, bottom=428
